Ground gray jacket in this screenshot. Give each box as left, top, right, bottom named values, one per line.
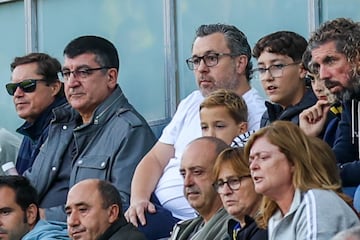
left=24, top=85, right=156, bottom=221
left=268, top=188, right=360, bottom=240
left=170, top=208, right=232, bottom=240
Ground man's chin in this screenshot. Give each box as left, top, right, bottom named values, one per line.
left=199, top=88, right=212, bottom=97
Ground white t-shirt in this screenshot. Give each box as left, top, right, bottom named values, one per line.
left=157, top=90, right=203, bottom=220
left=156, top=88, right=265, bottom=220
left=242, top=87, right=266, bottom=131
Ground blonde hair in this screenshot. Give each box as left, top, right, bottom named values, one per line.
left=244, top=121, right=353, bottom=228
left=200, top=89, right=248, bottom=124
left=213, top=147, right=250, bottom=179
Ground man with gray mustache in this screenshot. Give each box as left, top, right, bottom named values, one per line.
left=170, top=136, right=231, bottom=240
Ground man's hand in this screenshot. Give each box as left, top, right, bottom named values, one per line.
left=299, top=100, right=331, bottom=137
left=124, top=200, right=156, bottom=227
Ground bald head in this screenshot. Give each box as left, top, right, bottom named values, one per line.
left=66, top=179, right=121, bottom=240
left=180, top=137, right=228, bottom=221
left=184, top=136, right=229, bottom=162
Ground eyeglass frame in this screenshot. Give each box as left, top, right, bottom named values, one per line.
left=5, top=79, right=49, bottom=96
left=185, top=52, right=237, bottom=70
left=252, top=61, right=301, bottom=80
left=58, top=66, right=113, bottom=81
left=213, top=175, right=251, bottom=193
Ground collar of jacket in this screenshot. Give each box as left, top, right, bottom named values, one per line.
left=97, top=215, right=128, bottom=240
left=52, top=85, right=130, bottom=128
left=16, top=96, right=67, bottom=141
left=266, top=87, right=317, bottom=122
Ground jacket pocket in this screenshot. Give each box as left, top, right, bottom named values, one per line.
left=72, top=155, right=110, bottom=182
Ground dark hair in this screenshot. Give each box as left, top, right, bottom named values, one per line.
left=10, top=53, right=64, bottom=97
left=0, top=176, right=39, bottom=222
left=302, top=48, right=312, bottom=72
left=253, top=31, right=307, bottom=63
left=194, top=24, right=253, bottom=81
left=97, top=180, right=122, bottom=216
left=63, top=35, right=119, bottom=71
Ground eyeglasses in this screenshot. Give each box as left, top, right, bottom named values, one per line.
left=252, top=62, right=300, bottom=80
left=213, top=175, right=251, bottom=194
left=186, top=53, right=236, bottom=70
left=5, top=79, right=48, bottom=96
left=58, top=66, right=112, bottom=81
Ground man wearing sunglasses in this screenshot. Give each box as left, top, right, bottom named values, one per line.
left=8, top=53, right=67, bottom=175
left=23, top=36, right=156, bottom=226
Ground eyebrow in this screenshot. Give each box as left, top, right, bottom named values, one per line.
left=62, top=64, right=91, bottom=71
left=0, top=207, right=14, bottom=212
left=257, top=58, right=288, bottom=65
left=65, top=201, right=90, bottom=211
left=192, top=50, right=217, bottom=58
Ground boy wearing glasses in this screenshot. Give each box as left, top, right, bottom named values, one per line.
left=252, top=31, right=317, bottom=127
left=8, top=53, right=67, bottom=174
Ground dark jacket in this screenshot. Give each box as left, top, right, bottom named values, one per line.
left=334, top=99, right=360, bottom=186
left=227, top=216, right=268, bottom=240
left=322, top=103, right=342, bottom=147
left=24, top=85, right=156, bottom=221
left=97, top=215, right=146, bottom=240
left=16, top=95, right=66, bottom=174
left=260, top=88, right=317, bottom=127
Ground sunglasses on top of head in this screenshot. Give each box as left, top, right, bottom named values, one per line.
left=5, top=79, right=48, bottom=96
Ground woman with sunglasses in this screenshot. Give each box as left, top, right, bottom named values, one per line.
left=213, top=147, right=267, bottom=240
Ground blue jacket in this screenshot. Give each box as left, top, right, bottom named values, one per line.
left=322, top=103, right=342, bottom=147
left=16, top=95, right=66, bottom=174
left=260, top=88, right=317, bottom=127
left=22, top=220, right=69, bottom=240
left=24, top=85, right=156, bottom=221
left=334, top=100, right=360, bottom=186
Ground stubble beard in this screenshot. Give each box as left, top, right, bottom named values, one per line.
left=339, top=74, right=360, bottom=101
left=199, top=76, right=240, bottom=97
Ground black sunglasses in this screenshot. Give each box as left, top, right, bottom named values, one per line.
left=5, top=79, right=48, bottom=96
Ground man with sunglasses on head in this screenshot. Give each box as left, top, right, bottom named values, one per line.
left=23, top=36, right=156, bottom=224
left=252, top=31, right=317, bottom=127
left=8, top=53, right=67, bottom=175
left=125, top=24, right=265, bottom=239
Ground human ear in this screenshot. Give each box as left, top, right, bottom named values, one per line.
left=26, top=204, right=38, bottom=227
left=236, top=55, right=248, bottom=74
left=107, top=68, right=118, bottom=89
left=107, top=204, right=120, bottom=224
left=50, top=81, right=62, bottom=97
left=237, top=121, right=248, bottom=134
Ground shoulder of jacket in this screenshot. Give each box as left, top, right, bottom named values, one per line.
left=116, top=108, right=145, bottom=127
